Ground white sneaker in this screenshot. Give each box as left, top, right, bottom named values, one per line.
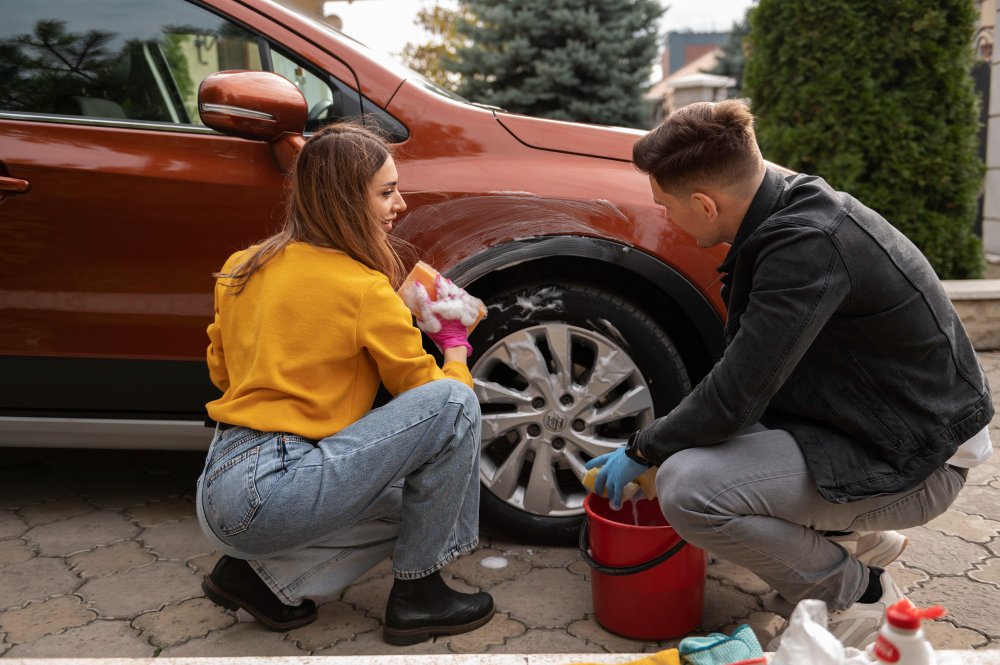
left=828, top=530, right=908, bottom=568
left=827, top=569, right=905, bottom=649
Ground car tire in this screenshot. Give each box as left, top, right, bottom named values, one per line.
left=468, top=282, right=691, bottom=545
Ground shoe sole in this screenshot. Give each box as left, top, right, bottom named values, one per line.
left=202, top=576, right=317, bottom=632
left=383, top=607, right=496, bottom=646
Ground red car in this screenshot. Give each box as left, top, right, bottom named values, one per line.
left=0, top=0, right=729, bottom=542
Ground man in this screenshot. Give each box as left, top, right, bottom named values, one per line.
left=586, top=100, right=993, bottom=649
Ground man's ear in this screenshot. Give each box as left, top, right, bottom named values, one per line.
left=690, top=192, right=718, bottom=220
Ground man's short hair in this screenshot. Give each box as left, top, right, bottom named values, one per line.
left=633, top=100, right=762, bottom=196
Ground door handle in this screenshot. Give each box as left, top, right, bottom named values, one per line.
left=0, top=176, right=30, bottom=193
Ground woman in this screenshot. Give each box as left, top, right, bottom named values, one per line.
left=195, top=121, right=492, bottom=646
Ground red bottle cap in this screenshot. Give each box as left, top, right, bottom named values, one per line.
left=885, top=598, right=947, bottom=630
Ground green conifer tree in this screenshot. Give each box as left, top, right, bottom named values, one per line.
left=451, top=0, right=662, bottom=128
left=710, top=14, right=751, bottom=98
left=744, top=0, right=984, bottom=278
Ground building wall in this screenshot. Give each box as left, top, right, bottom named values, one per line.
left=985, top=1, right=1000, bottom=254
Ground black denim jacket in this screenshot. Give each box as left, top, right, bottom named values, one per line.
left=637, top=168, right=993, bottom=502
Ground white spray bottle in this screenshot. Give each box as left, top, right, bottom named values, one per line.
left=868, top=597, right=946, bottom=665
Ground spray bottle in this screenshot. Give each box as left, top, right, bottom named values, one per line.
left=868, top=598, right=946, bottom=665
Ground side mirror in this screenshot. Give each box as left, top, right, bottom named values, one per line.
left=198, top=70, right=307, bottom=174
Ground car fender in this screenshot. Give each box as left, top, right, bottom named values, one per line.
left=443, top=235, right=725, bottom=361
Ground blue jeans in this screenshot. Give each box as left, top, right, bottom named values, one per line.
left=656, top=425, right=966, bottom=611
left=195, top=379, right=481, bottom=604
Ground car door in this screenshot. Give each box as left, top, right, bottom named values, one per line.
left=0, top=0, right=361, bottom=423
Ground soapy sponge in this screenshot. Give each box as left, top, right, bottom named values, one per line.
left=398, top=261, right=486, bottom=334
left=582, top=465, right=659, bottom=503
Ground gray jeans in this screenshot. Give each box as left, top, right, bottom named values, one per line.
left=196, top=379, right=482, bottom=604
left=655, top=426, right=966, bottom=611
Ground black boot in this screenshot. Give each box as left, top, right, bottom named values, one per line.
left=383, top=571, right=495, bottom=645
left=202, top=555, right=317, bottom=631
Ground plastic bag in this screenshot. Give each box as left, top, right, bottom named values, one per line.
left=770, top=600, right=874, bottom=665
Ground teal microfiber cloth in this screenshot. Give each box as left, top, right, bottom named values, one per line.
left=678, top=624, right=764, bottom=665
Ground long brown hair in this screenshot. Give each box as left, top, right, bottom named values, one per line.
left=217, top=121, right=405, bottom=292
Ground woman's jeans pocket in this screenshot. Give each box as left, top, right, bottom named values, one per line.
left=202, top=431, right=287, bottom=538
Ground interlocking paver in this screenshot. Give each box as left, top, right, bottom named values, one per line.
left=316, top=625, right=451, bottom=656
left=23, top=511, right=140, bottom=556
left=125, top=497, right=196, bottom=526
left=132, top=597, right=235, bottom=647
left=286, top=601, right=379, bottom=651
left=970, top=557, right=1000, bottom=587
left=0, top=350, right=998, bottom=658
left=924, top=619, right=991, bottom=649
left=925, top=509, right=1000, bottom=543
left=444, top=612, right=528, bottom=654
left=910, top=577, right=1000, bottom=638
left=490, top=568, right=591, bottom=628
left=900, top=527, right=991, bottom=575
left=2, top=619, right=153, bottom=658
left=18, top=498, right=94, bottom=526
left=67, top=541, right=157, bottom=578
left=707, top=558, right=771, bottom=595
left=885, top=562, right=931, bottom=592
left=448, top=547, right=533, bottom=588
left=0, top=509, right=27, bottom=539
left=342, top=568, right=394, bottom=618
left=139, top=517, right=212, bottom=561
left=187, top=551, right=222, bottom=577
left=567, top=616, right=658, bottom=653
left=158, top=621, right=305, bottom=656
left=79, top=560, right=202, bottom=617
left=495, top=542, right=582, bottom=569
left=486, top=627, right=599, bottom=654
left=0, top=556, right=79, bottom=611
left=0, top=594, right=96, bottom=643
left=952, top=484, right=1000, bottom=519
left=699, top=578, right=761, bottom=630
left=0, top=539, right=33, bottom=566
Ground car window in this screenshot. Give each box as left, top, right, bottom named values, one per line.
left=270, top=48, right=345, bottom=132
left=0, top=0, right=263, bottom=124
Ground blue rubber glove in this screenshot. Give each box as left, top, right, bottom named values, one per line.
left=584, top=447, right=649, bottom=510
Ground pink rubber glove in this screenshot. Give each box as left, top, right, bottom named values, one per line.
left=426, top=315, right=473, bottom=358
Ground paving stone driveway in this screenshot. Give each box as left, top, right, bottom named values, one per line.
left=2, top=352, right=999, bottom=658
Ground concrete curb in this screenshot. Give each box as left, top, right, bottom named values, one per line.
left=943, top=279, right=1000, bottom=350
left=3, top=653, right=1000, bottom=664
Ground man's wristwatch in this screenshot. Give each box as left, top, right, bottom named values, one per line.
left=624, top=431, right=652, bottom=466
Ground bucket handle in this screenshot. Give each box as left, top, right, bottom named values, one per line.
left=578, top=518, right=688, bottom=576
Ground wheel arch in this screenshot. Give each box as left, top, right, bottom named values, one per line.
left=447, top=236, right=725, bottom=384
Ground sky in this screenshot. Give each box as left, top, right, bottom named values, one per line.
left=323, top=0, right=755, bottom=66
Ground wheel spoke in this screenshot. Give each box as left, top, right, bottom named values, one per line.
left=522, top=444, right=557, bottom=514
left=482, top=437, right=532, bottom=500
left=541, top=325, right=573, bottom=392
left=579, top=347, right=635, bottom=406
left=563, top=431, right=626, bottom=460
left=474, top=377, right=534, bottom=408
left=497, top=331, right=561, bottom=398
left=588, top=385, right=654, bottom=427
left=481, top=411, right=540, bottom=440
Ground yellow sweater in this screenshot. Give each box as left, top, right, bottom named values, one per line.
left=206, top=242, right=473, bottom=440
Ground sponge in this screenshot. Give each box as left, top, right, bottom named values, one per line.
left=397, top=261, right=486, bottom=334
left=582, top=465, right=658, bottom=502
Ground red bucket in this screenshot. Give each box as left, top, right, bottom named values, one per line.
left=581, top=494, right=707, bottom=640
